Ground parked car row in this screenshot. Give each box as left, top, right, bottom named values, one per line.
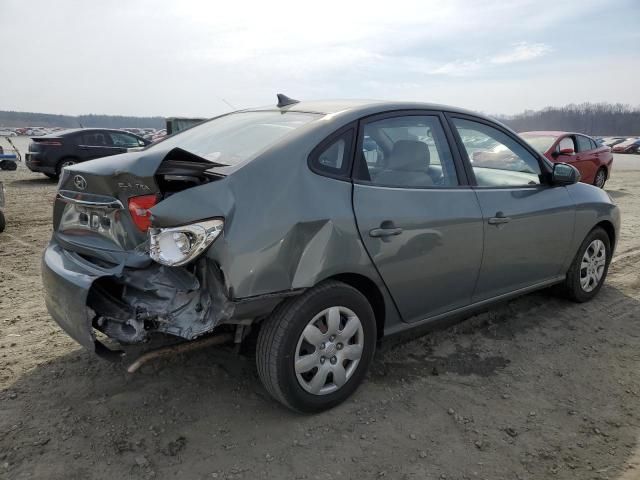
left=0, top=126, right=167, bottom=141
left=597, top=136, right=640, bottom=153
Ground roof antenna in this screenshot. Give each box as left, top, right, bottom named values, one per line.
left=276, top=93, right=300, bottom=108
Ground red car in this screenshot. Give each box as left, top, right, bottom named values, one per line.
left=520, top=131, right=613, bottom=189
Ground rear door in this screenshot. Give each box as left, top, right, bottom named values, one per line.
left=573, top=135, right=599, bottom=183
left=448, top=115, right=575, bottom=301
left=352, top=111, right=484, bottom=323
left=109, top=131, right=147, bottom=150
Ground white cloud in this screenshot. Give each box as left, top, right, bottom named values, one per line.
left=490, top=42, right=552, bottom=64
left=0, top=0, right=634, bottom=116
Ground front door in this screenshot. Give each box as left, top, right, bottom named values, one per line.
left=77, top=131, right=126, bottom=161
left=352, top=112, right=484, bottom=323
left=449, top=116, right=575, bottom=301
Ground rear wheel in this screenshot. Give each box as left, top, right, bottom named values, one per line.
left=0, top=211, right=5, bottom=232
left=593, top=168, right=607, bottom=189
left=256, top=281, right=376, bottom=413
left=560, top=227, right=611, bottom=302
left=56, top=158, right=77, bottom=177
left=0, top=160, right=17, bottom=171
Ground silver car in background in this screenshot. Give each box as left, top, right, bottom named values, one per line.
left=42, top=96, right=620, bottom=412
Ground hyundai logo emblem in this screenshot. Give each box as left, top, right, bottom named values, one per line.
left=73, top=175, right=87, bottom=191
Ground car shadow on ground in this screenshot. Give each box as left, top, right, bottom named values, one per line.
left=2, top=284, right=640, bottom=479
left=7, top=176, right=56, bottom=188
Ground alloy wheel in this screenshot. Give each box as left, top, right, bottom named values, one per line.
left=595, top=169, right=606, bottom=188
left=580, top=239, right=606, bottom=292
left=294, top=306, right=364, bottom=395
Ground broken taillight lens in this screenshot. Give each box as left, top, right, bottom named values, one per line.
left=128, top=194, right=158, bottom=232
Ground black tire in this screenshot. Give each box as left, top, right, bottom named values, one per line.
left=44, top=173, right=58, bottom=180
left=56, top=158, right=77, bottom=177
left=0, top=160, right=17, bottom=171
left=593, top=167, right=607, bottom=189
left=256, top=281, right=376, bottom=413
left=0, top=211, right=5, bottom=233
left=560, top=227, right=611, bottom=302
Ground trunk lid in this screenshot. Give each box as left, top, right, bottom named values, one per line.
left=53, top=147, right=224, bottom=265
left=29, top=137, right=64, bottom=152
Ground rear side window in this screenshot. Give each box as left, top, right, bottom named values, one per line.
left=354, top=115, right=459, bottom=188
left=576, top=135, right=593, bottom=152
left=308, top=129, right=354, bottom=178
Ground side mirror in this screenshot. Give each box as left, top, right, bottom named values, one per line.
left=552, top=162, right=580, bottom=185
left=553, top=147, right=575, bottom=157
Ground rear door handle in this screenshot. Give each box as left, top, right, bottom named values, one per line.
left=369, top=227, right=403, bottom=237
left=488, top=212, right=511, bottom=225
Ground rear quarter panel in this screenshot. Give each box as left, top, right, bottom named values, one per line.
left=148, top=123, right=404, bottom=331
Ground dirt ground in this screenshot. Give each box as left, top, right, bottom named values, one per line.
left=1, top=138, right=640, bottom=480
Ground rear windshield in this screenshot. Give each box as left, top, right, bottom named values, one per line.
left=520, top=134, right=557, bottom=153
left=148, top=111, right=320, bottom=165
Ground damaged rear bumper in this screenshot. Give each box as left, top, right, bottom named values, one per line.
left=42, top=240, right=297, bottom=356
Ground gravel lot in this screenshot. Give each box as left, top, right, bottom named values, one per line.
left=1, top=137, right=640, bottom=480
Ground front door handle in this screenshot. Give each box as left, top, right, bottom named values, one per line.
left=369, top=223, right=403, bottom=237
left=488, top=212, right=511, bottom=225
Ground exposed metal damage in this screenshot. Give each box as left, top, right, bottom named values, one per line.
left=87, top=258, right=234, bottom=345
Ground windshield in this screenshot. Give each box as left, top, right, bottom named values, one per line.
left=520, top=134, right=557, bottom=153
left=149, top=111, right=320, bottom=165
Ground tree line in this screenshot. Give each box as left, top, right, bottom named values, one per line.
left=1, top=102, right=639, bottom=135
left=498, top=103, right=640, bottom=136
left=0, top=110, right=165, bottom=129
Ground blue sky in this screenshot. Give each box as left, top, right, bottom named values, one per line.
left=2, top=0, right=639, bottom=116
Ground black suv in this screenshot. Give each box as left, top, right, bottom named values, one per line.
left=26, top=128, right=150, bottom=179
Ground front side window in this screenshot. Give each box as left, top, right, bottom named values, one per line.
left=558, top=136, right=576, bottom=152
left=354, top=115, right=458, bottom=188
left=149, top=111, right=320, bottom=165
left=521, top=134, right=557, bottom=153
left=80, top=132, right=110, bottom=147
left=453, top=118, right=541, bottom=187
left=110, top=132, right=144, bottom=148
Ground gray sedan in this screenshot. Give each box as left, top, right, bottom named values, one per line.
left=42, top=96, right=620, bottom=412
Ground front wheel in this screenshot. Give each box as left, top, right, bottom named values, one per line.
left=256, top=281, right=376, bottom=413
left=560, top=227, right=611, bottom=302
left=593, top=168, right=607, bottom=189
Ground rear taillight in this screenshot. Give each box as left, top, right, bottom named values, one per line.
left=36, top=140, right=62, bottom=146
left=128, top=195, right=158, bottom=232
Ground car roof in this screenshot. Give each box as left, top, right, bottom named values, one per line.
left=41, top=128, right=143, bottom=138
left=247, top=99, right=498, bottom=124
